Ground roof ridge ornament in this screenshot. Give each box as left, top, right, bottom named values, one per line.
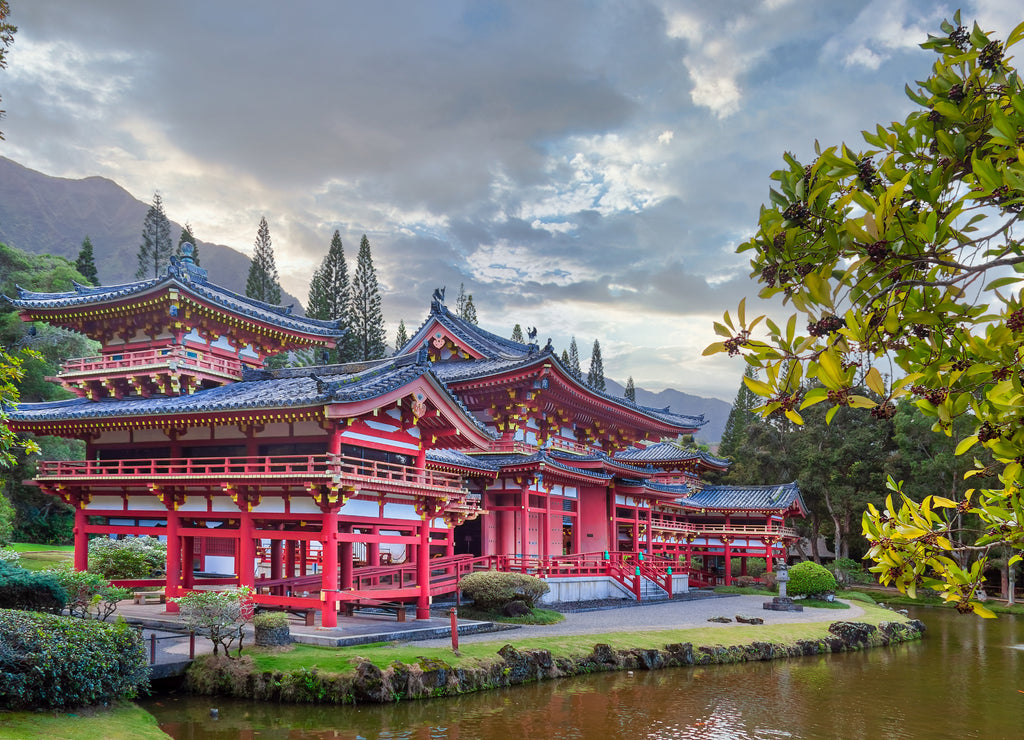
left=431, top=286, right=446, bottom=311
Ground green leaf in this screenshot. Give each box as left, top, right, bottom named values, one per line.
left=955, top=435, right=979, bottom=456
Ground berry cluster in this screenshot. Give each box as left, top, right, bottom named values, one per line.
left=871, top=402, right=897, bottom=420
left=724, top=330, right=750, bottom=357
left=977, top=422, right=1001, bottom=442
left=782, top=202, right=811, bottom=226
left=768, top=393, right=801, bottom=414
left=807, top=314, right=846, bottom=337
left=1007, top=308, right=1024, bottom=333
left=856, top=157, right=880, bottom=189
left=985, top=185, right=1022, bottom=214
left=865, top=240, right=889, bottom=263
left=980, top=40, right=1003, bottom=69
left=951, top=358, right=970, bottom=371
left=772, top=231, right=786, bottom=252
left=911, top=385, right=948, bottom=405
left=827, top=388, right=851, bottom=406
left=911, top=324, right=930, bottom=339
left=949, top=25, right=969, bottom=51
left=947, top=83, right=965, bottom=103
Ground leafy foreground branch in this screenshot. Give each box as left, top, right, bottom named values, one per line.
left=707, top=15, right=1024, bottom=616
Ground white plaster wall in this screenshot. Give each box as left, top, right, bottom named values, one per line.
left=539, top=577, right=635, bottom=603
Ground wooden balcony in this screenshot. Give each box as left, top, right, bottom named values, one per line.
left=649, top=517, right=797, bottom=539
left=58, top=347, right=243, bottom=380
left=35, top=453, right=468, bottom=499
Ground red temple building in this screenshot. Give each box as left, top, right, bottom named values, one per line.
left=4, top=255, right=804, bottom=626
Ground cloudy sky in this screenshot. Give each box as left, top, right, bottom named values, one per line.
left=2, top=1, right=1020, bottom=401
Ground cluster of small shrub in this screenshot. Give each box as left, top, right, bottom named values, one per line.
left=787, top=561, right=839, bottom=598
left=0, top=608, right=149, bottom=709
left=458, top=571, right=549, bottom=613
left=88, top=535, right=166, bottom=578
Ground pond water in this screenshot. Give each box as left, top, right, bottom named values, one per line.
left=142, top=606, right=1024, bottom=739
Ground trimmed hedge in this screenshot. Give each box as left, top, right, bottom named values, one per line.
left=88, top=535, right=167, bottom=578
left=0, top=608, right=149, bottom=709
left=0, top=561, right=67, bottom=613
left=788, top=561, right=839, bottom=598
left=458, top=571, right=550, bottom=610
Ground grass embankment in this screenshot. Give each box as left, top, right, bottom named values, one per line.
left=0, top=702, right=169, bottom=740
left=248, top=600, right=900, bottom=675
left=453, top=605, right=564, bottom=625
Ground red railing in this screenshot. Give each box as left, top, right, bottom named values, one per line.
left=36, top=453, right=467, bottom=495
left=650, top=518, right=798, bottom=539
left=58, top=347, right=242, bottom=378
left=486, top=437, right=598, bottom=456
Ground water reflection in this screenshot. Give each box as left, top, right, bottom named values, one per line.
left=144, top=607, right=1023, bottom=739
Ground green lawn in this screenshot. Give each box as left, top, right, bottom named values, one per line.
left=5, top=543, right=74, bottom=572
left=0, top=702, right=169, bottom=740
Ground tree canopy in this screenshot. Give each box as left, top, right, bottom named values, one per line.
left=706, top=15, right=1024, bottom=616
left=307, top=230, right=354, bottom=362
left=75, top=236, right=99, bottom=286
left=587, top=339, right=605, bottom=391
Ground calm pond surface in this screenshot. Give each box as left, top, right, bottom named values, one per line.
left=142, top=606, right=1024, bottom=739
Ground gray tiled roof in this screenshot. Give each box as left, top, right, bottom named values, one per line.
left=614, top=442, right=729, bottom=467
left=6, top=260, right=347, bottom=339
left=403, top=301, right=537, bottom=360
left=9, top=356, right=494, bottom=439
left=678, top=482, right=804, bottom=512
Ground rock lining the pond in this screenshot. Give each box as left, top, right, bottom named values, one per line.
left=185, top=618, right=927, bottom=704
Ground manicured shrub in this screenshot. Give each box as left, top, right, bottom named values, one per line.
left=458, top=571, right=550, bottom=610
left=88, top=535, right=166, bottom=578
left=47, top=567, right=131, bottom=621
left=787, top=561, right=838, bottom=598
left=253, top=610, right=289, bottom=629
left=173, top=588, right=253, bottom=658
left=0, top=608, right=149, bottom=709
left=0, top=561, right=66, bottom=613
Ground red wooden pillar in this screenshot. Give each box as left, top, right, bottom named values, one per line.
left=766, top=539, right=775, bottom=572
left=340, top=525, right=353, bottom=590
left=183, top=536, right=195, bottom=589
left=270, top=538, right=283, bottom=581
left=633, top=503, right=640, bottom=556
left=285, top=540, right=296, bottom=578
left=445, top=527, right=454, bottom=558
left=645, top=505, right=653, bottom=556
left=73, top=504, right=88, bottom=571
left=541, top=485, right=550, bottom=562
left=723, top=537, right=732, bottom=586
left=320, top=507, right=340, bottom=628
left=367, top=526, right=380, bottom=567
left=165, top=509, right=182, bottom=613
left=238, top=510, right=255, bottom=589
left=416, top=511, right=432, bottom=620
left=520, top=480, right=529, bottom=559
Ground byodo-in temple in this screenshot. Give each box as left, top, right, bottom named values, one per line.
left=4, top=252, right=805, bottom=626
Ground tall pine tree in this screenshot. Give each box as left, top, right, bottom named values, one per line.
left=718, top=366, right=760, bottom=459
left=511, top=324, right=524, bottom=343
left=75, top=236, right=99, bottom=286
left=246, top=217, right=282, bottom=305
left=463, top=294, right=478, bottom=324
left=567, top=337, right=582, bottom=381
left=307, top=230, right=353, bottom=362
left=351, top=234, right=386, bottom=360
left=394, top=320, right=409, bottom=354
left=177, top=222, right=199, bottom=265
left=587, top=339, right=605, bottom=391
left=455, top=283, right=467, bottom=317
left=625, top=376, right=636, bottom=402
left=135, top=193, right=173, bottom=279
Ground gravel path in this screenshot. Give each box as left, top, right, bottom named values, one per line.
left=411, top=594, right=865, bottom=648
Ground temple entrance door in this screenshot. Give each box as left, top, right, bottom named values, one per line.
left=453, top=517, right=482, bottom=556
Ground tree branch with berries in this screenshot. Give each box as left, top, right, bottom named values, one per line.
left=706, top=14, right=1024, bottom=617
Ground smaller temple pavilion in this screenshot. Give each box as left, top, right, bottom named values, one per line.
left=4, top=255, right=804, bottom=626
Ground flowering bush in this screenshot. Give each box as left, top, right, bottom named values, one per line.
left=88, top=535, right=166, bottom=578
left=172, top=588, right=253, bottom=658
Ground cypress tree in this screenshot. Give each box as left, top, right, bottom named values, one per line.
left=351, top=234, right=386, bottom=360
left=511, top=324, right=524, bottom=343
left=463, top=294, right=478, bottom=325
left=587, top=339, right=605, bottom=391
left=567, top=337, right=582, bottom=381
left=718, top=366, right=760, bottom=459
left=394, top=320, right=410, bottom=353
left=177, top=223, right=199, bottom=265
left=625, top=376, right=636, bottom=402
left=245, top=217, right=282, bottom=305
left=561, top=349, right=571, bottom=366
left=307, top=230, right=354, bottom=361
left=455, top=283, right=467, bottom=318
left=75, top=236, right=99, bottom=286
left=135, top=193, right=173, bottom=279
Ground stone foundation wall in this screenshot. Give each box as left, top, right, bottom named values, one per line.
left=187, top=619, right=925, bottom=704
